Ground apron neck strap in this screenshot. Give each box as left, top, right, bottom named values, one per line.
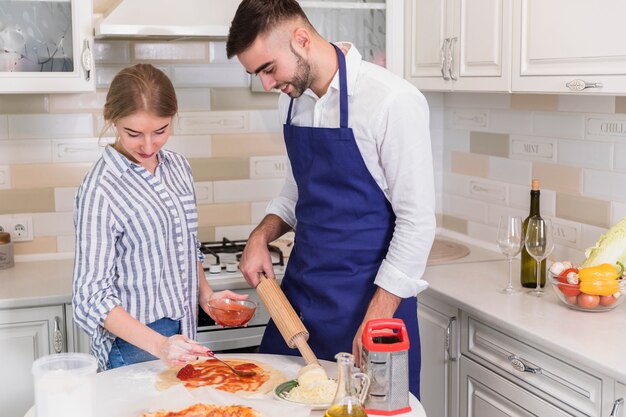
left=286, top=43, right=349, bottom=128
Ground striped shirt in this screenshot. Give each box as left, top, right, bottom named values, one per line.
left=72, top=146, right=204, bottom=370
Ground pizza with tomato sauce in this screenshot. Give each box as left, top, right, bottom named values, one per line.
left=141, top=403, right=259, bottom=417
left=156, top=358, right=285, bottom=395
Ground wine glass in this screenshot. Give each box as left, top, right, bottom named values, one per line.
left=524, top=217, right=554, bottom=297
left=497, top=215, right=523, bottom=294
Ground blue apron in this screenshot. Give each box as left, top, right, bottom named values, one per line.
left=259, top=44, right=421, bottom=397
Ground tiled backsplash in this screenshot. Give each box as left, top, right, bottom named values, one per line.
left=431, top=92, right=626, bottom=263
left=3, top=39, right=626, bottom=263
left=0, top=40, right=285, bottom=257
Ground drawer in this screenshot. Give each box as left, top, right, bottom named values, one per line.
left=462, top=315, right=602, bottom=416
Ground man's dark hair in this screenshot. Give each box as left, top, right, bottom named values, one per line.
left=226, top=0, right=313, bottom=59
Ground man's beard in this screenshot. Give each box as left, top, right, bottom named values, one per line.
left=286, top=43, right=312, bottom=98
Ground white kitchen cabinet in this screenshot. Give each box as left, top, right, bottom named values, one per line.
left=612, top=382, right=626, bottom=417
left=417, top=293, right=459, bottom=417
left=512, top=0, right=626, bottom=95
left=460, top=356, right=576, bottom=417
left=462, top=314, right=606, bottom=416
left=405, top=0, right=511, bottom=92
left=0, top=305, right=66, bottom=417
left=0, top=0, right=94, bottom=93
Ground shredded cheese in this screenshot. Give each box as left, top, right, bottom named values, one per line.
left=285, top=379, right=338, bottom=404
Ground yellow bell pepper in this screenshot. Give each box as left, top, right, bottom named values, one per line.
left=580, top=279, right=620, bottom=296
left=578, top=263, right=619, bottom=296
left=578, top=263, right=618, bottom=282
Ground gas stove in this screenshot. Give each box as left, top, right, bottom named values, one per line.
left=200, top=238, right=285, bottom=280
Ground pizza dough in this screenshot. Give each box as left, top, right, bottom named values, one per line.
left=141, top=403, right=259, bottom=417
left=156, top=357, right=285, bottom=395
left=297, top=363, right=329, bottom=390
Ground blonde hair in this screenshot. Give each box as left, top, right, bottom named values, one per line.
left=100, top=64, right=178, bottom=141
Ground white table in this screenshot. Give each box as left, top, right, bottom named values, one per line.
left=25, top=353, right=426, bottom=417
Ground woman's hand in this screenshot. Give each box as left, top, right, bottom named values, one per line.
left=156, top=334, right=208, bottom=367
left=200, top=290, right=249, bottom=323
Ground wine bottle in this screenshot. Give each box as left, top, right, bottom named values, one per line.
left=520, top=179, right=546, bottom=288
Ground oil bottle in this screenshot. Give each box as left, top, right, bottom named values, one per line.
left=324, top=352, right=370, bottom=417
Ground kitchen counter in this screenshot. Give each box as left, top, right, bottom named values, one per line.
left=23, top=353, right=426, bottom=417
left=422, top=257, right=626, bottom=383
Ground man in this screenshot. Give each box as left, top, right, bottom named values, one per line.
left=226, top=0, right=435, bottom=397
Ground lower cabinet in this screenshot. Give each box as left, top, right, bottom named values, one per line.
left=419, top=292, right=624, bottom=417
left=0, top=305, right=66, bottom=417
left=460, top=356, right=575, bottom=416
left=418, top=293, right=459, bottom=417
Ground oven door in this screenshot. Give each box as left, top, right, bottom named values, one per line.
left=196, top=287, right=271, bottom=353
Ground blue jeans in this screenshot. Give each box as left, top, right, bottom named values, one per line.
left=106, top=317, right=181, bottom=369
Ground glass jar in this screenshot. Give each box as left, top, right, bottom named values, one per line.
left=0, top=232, right=14, bottom=270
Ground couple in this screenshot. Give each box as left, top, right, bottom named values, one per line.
left=72, top=0, right=434, bottom=397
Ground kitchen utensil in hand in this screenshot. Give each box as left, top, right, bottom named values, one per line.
left=525, top=218, right=554, bottom=297
left=197, top=349, right=256, bottom=377
left=497, top=215, right=523, bottom=294
left=255, top=273, right=320, bottom=366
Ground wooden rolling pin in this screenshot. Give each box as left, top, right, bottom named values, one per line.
left=255, top=274, right=320, bottom=366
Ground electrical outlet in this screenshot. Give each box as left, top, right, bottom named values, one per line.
left=0, top=216, right=33, bottom=242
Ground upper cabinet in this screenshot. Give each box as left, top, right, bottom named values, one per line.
left=0, top=0, right=94, bottom=93
left=512, top=0, right=626, bottom=95
left=405, top=0, right=511, bottom=92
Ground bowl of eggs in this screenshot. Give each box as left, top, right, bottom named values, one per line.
left=548, top=262, right=626, bottom=312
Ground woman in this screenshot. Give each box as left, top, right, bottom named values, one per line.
left=72, top=64, right=246, bottom=370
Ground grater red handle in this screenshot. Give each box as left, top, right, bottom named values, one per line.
left=362, top=318, right=410, bottom=352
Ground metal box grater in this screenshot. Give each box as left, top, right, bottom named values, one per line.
left=361, top=318, right=411, bottom=415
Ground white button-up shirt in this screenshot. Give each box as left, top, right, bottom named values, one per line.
left=267, top=43, right=436, bottom=298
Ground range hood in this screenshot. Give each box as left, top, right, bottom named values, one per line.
left=94, top=0, right=240, bottom=38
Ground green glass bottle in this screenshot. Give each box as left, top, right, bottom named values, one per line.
left=521, top=179, right=546, bottom=288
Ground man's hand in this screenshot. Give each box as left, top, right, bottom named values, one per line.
left=239, top=234, right=275, bottom=287
left=352, top=287, right=402, bottom=367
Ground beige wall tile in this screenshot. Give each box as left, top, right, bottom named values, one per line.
left=188, top=158, right=249, bottom=181
left=441, top=214, right=468, bottom=234
left=0, top=95, right=49, bottom=114
left=450, top=151, right=489, bottom=177
left=616, top=97, right=626, bottom=114
left=212, top=134, right=286, bottom=157
left=532, top=162, right=581, bottom=195
left=11, top=163, right=92, bottom=189
left=49, top=91, right=107, bottom=113
left=210, top=88, right=280, bottom=111
left=556, top=194, right=611, bottom=228
left=197, top=227, right=216, bottom=242
left=13, top=237, right=58, bottom=255
left=511, top=94, right=558, bottom=112
left=0, top=188, right=55, bottom=214
left=197, top=203, right=250, bottom=227
left=470, top=132, right=509, bottom=157
left=133, top=42, right=209, bottom=62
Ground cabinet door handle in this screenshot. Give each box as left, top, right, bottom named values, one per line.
left=448, top=37, right=458, bottom=81
left=508, top=354, right=541, bottom=374
left=81, top=39, right=93, bottom=82
left=565, top=79, right=603, bottom=91
left=609, top=397, right=624, bottom=417
left=445, top=316, right=457, bottom=362
left=53, top=316, right=64, bottom=353
left=441, top=38, right=450, bottom=80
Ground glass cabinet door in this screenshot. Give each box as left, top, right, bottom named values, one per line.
left=0, top=0, right=94, bottom=93
left=299, top=0, right=404, bottom=76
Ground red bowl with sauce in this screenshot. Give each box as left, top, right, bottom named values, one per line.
left=207, top=299, right=257, bottom=327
